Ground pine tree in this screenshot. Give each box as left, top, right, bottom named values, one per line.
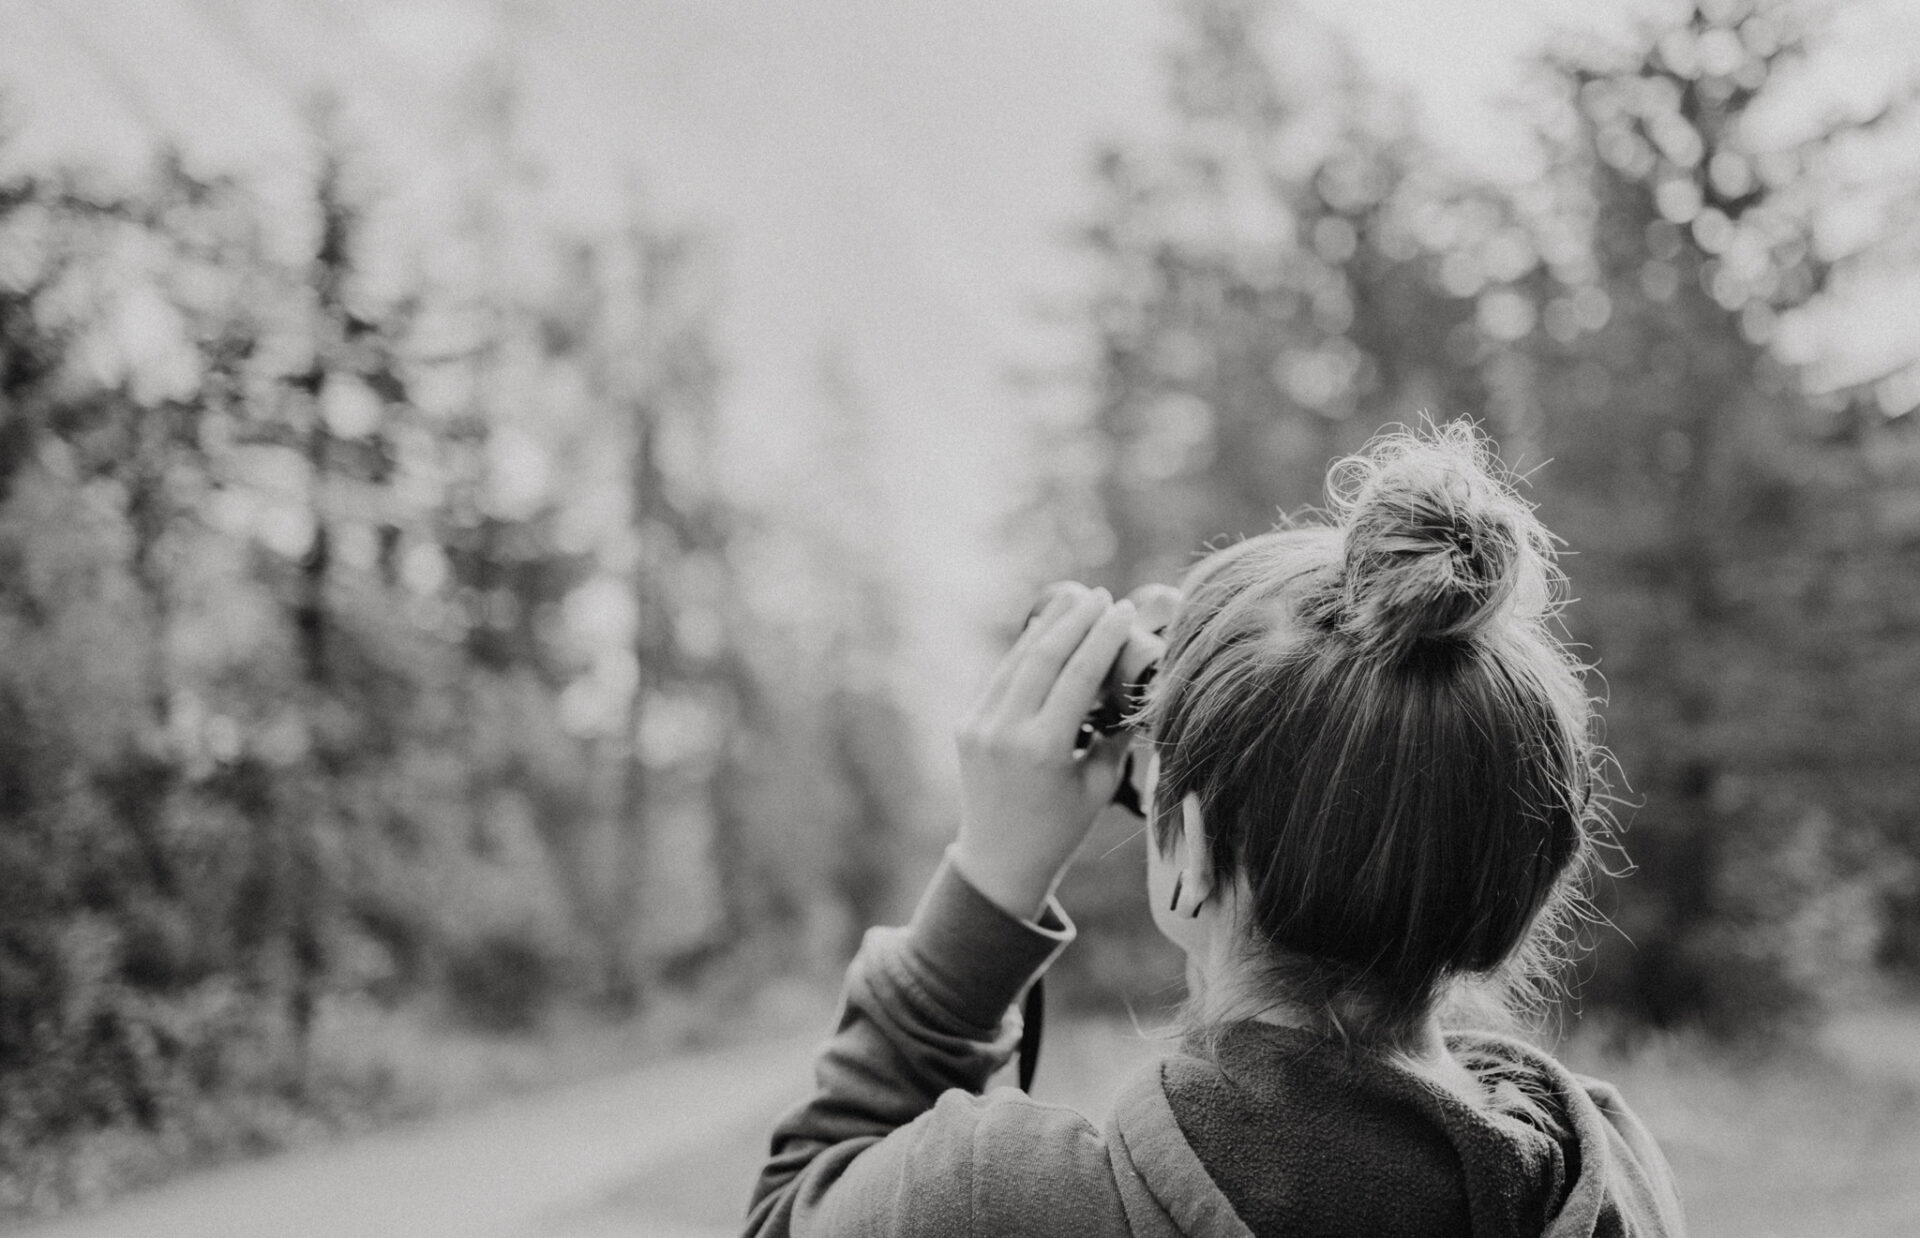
left=1513, top=0, right=1920, bottom=1030
left=1052, top=0, right=1920, bottom=1028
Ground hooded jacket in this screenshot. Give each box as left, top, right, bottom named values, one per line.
left=745, top=855, right=1685, bottom=1238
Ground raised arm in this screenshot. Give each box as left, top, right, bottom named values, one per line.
left=746, top=584, right=1139, bottom=1237
left=743, top=853, right=1073, bottom=1237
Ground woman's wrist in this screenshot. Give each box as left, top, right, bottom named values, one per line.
left=950, top=841, right=1058, bottom=923
left=898, top=849, right=1076, bottom=1030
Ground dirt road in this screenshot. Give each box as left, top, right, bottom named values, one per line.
left=12, top=1035, right=822, bottom=1238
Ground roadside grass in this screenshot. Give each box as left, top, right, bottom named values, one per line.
left=1558, top=1008, right=1920, bottom=1238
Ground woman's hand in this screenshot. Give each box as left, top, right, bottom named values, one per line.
left=952, top=584, right=1137, bottom=920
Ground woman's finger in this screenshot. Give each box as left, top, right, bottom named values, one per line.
left=1040, top=599, right=1135, bottom=729
left=1126, top=583, right=1182, bottom=635
left=1000, top=588, right=1110, bottom=714
left=978, top=584, right=1084, bottom=708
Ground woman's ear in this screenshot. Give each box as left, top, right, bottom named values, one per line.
left=1177, top=793, right=1215, bottom=917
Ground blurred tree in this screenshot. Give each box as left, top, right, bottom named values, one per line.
left=1508, top=0, right=1920, bottom=1032
left=810, top=347, right=920, bottom=943
left=0, top=105, right=928, bottom=1209
left=595, top=223, right=759, bottom=999
left=0, top=148, right=341, bottom=1206
left=1043, top=0, right=1494, bottom=588
left=1051, top=0, right=1920, bottom=1031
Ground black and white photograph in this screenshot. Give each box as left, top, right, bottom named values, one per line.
left=2, top=1, right=1918, bottom=1235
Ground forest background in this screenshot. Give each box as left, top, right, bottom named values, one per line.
left=3, top=0, right=1920, bottom=1222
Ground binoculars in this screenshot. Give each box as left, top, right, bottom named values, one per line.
left=1023, top=582, right=1179, bottom=813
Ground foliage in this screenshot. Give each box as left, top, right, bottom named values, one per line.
left=1498, top=0, right=1920, bottom=1033
left=0, top=124, right=921, bottom=1212
left=1048, top=0, right=1920, bottom=1033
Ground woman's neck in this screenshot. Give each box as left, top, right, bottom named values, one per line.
left=1186, top=951, right=1449, bottom=1063
left=1185, top=943, right=1503, bottom=1115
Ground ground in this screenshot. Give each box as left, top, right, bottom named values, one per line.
left=11, top=1006, right=1920, bottom=1237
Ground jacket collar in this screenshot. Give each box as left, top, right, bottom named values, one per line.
left=1102, top=1024, right=1682, bottom=1238
left=1104, top=1059, right=1253, bottom=1238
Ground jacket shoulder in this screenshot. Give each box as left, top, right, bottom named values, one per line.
left=958, top=1087, right=1132, bottom=1233
left=814, top=1085, right=1132, bottom=1238
left=1455, top=1034, right=1686, bottom=1238
left=1104, top=1060, right=1256, bottom=1238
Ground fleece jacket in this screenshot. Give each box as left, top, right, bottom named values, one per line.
left=744, top=854, right=1686, bottom=1238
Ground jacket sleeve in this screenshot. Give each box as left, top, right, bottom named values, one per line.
left=744, top=850, right=1128, bottom=1238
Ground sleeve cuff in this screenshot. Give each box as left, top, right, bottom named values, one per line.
left=898, top=848, right=1075, bottom=1028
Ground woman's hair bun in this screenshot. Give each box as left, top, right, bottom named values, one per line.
left=1319, top=421, right=1545, bottom=657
